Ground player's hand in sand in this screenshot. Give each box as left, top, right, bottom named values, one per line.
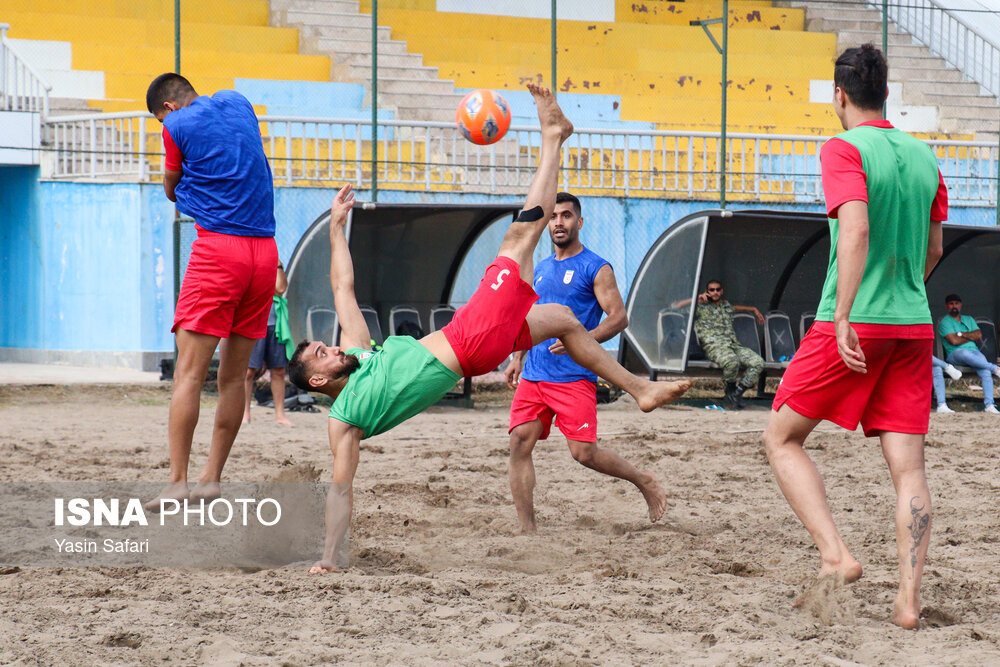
left=309, top=559, right=339, bottom=574
left=835, top=319, right=866, bottom=373
left=329, top=183, right=356, bottom=231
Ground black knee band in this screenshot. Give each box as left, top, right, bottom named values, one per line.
left=515, top=206, right=544, bottom=222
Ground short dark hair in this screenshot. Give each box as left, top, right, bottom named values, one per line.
left=944, top=293, right=962, bottom=303
left=146, top=73, right=196, bottom=114
left=555, top=192, right=581, bottom=216
left=706, top=279, right=722, bottom=289
left=834, top=44, right=888, bottom=111
left=287, top=340, right=313, bottom=392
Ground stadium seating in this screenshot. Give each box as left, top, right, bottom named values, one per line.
left=764, top=311, right=797, bottom=367
left=429, top=306, right=457, bottom=333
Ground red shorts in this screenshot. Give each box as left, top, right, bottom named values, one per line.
left=441, top=256, right=538, bottom=376
left=173, top=224, right=278, bottom=339
left=509, top=379, right=598, bottom=442
left=773, top=322, right=933, bottom=437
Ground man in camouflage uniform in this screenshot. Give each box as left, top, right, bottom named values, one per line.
left=694, top=279, right=765, bottom=409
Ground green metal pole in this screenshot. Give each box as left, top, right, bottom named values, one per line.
left=174, top=0, right=180, bottom=72
left=551, top=0, right=557, bottom=94
left=720, top=0, right=728, bottom=209
left=371, top=0, right=379, bottom=202
left=882, top=0, right=888, bottom=118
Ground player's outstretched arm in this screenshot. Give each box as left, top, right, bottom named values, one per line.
left=310, top=418, right=362, bottom=574
left=329, top=184, right=371, bottom=351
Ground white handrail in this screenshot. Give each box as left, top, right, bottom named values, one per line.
left=42, top=111, right=998, bottom=206
left=876, top=0, right=1000, bottom=99
left=0, top=23, right=53, bottom=116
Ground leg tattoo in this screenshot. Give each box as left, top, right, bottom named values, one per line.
left=908, top=497, right=930, bottom=569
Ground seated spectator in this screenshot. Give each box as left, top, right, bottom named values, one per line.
left=938, top=293, right=1000, bottom=414
left=677, top=279, right=764, bottom=409
left=931, top=355, right=962, bottom=413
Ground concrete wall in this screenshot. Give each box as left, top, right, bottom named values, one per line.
left=0, top=177, right=174, bottom=369
left=1, top=174, right=996, bottom=368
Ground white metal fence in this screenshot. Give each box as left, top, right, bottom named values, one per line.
left=0, top=23, right=51, bottom=116
left=880, top=0, right=1000, bottom=99
left=43, top=112, right=999, bottom=206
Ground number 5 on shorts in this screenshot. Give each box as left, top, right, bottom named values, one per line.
left=491, top=269, right=510, bottom=291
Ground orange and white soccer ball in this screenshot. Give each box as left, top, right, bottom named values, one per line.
left=455, top=89, right=511, bottom=145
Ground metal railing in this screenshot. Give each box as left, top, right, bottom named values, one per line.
left=878, top=0, right=1000, bottom=98
left=44, top=112, right=999, bottom=206
left=0, top=23, right=52, bottom=116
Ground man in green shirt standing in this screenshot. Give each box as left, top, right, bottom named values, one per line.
left=762, top=45, right=947, bottom=629
left=937, top=293, right=1000, bottom=413
left=287, top=84, right=690, bottom=574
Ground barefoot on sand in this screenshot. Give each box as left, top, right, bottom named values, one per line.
left=892, top=592, right=921, bottom=629
left=189, top=481, right=222, bottom=503
left=275, top=416, right=293, bottom=426
left=143, top=481, right=190, bottom=513
left=637, top=472, right=667, bottom=522
left=637, top=380, right=692, bottom=413
left=527, top=83, right=573, bottom=142
left=309, top=560, right=339, bottom=574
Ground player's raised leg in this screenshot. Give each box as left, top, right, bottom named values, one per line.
left=763, top=404, right=863, bottom=583
left=525, top=303, right=690, bottom=411
left=497, top=83, right=574, bottom=284
left=880, top=431, right=931, bottom=629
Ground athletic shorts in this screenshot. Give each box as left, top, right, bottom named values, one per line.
left=772, top=323, right=933, bottom=437
left=173, top=224, right=278, bottom=339
left=509, top=379, right=598, bottom=442
left=249, top=325, right=288, bottom=370
left=441, top=256, right=538, bottom=376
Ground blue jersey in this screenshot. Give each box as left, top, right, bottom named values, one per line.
left=163, top=90, right=276, bottom=237
left=522, top=247, right=610, bottom=383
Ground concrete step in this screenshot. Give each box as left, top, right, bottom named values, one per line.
left=281, top=8, right=377, bottom=29
left=294, top=22, right=392, bottom=42
left=903, top=79, right=983, bottom=97
left=920, top=92, right=1000, bottom=108
left=892, top=66, right=967, bottom=83
left=349, top=63, right=440, bottom=82
left=334, top=50, right=427, bottom=69
left=48, top=98, right=97, bottom=115
left=270, top=0, right=361, bottom=12
left=308, top=36, right=413, bottom=59
left=376, top=77, right=457, bottom=95
left=802, top=6, right=886, bottom=21
left=885, top=43, right=942, bottom=59
left=837, top=30, right=915, bottom=48
left=940, top=116, right=1000, bottom=133
left=937, top=105, right=1000, bottom=121
left=887, top=54, right=953, bottom=71
left=809, top=17, right=906, bottom=33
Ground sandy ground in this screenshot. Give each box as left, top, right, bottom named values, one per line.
left=0, top=383, right=998, bottom=665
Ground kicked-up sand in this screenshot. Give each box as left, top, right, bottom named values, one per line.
left=0, top=383, right=998, bottom=664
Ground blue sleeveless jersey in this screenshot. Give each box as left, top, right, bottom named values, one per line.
left=163, top=90, right=275, bottom=237
left=522, top=247, right=609, bottom=383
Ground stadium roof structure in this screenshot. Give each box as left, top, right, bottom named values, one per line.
left=619, top=209, right=1000, bottom=378
left=285, top=202, right=520, bottom=346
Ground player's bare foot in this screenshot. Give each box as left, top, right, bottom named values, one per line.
left=275, top=416, right=293, bottom=426
left=309, top=559, right=340, bottom=574
left=144, top=482, right=189, bottom=513
left=527, top=83, right=573, bottom=143
left=517, top=522, right=537, bottom=535
left=636, top=379, right=691, bottom=412
left=819, top=556, right=863, bottom=584
left=637, top=472, right=667, bottom=522
left=242, top=412, right=251, bottom=425
left=190, top=481, right=222, bottom=503
left=892, top=591, right=920, bottom=629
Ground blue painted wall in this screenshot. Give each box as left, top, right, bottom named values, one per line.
left=1, top=174, right=996, bottom=360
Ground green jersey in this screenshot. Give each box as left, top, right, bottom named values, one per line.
left=938, top=314, right=980, bottom=357
left=328, top=336, right=461, bottom=438
left=815, top=122, right=943, bottom=325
